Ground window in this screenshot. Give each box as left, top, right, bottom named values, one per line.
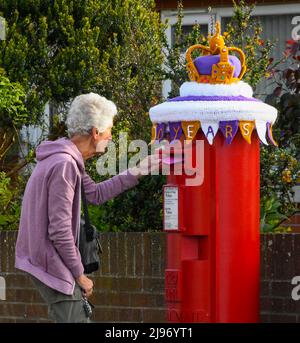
left=222, top=13, right=298, bottom=97
left=161, top=3, right=300, bottom=98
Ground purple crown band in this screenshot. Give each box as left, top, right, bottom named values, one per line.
left=194, top=55, right=242, bottom=78
left=168, top=95, right=261, bottom=102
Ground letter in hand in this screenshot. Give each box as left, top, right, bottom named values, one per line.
left=129, top=154, right=161, bottom=178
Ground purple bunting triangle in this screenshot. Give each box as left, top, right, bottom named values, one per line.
left=219, top=120, right=239, bottom=144
left=169, top=121, right=183, bottom=142
left=266, top=122, right=278, bottom=146
left=156, top=123, right=166, bottom=142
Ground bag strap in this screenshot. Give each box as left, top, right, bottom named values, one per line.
left=81, top=181, right=91, bottom=227
left=81, top=181, right=94, bottom=241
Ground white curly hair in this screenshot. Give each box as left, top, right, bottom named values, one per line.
left=66, top=92, right=117, bottom=137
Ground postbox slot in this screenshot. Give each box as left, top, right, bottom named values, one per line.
left=159, top=145, right=184, bottom=165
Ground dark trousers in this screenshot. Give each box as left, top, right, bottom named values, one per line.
left=30, top=275, right=91, bottom=323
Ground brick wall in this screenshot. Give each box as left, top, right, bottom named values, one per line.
left=1, top=231, right=300, bottom=323
left=282, top=212, right=300, bottom=233
left=261, top=234, right=300, bottom=323
left=0, top=231, right=166, bottom=323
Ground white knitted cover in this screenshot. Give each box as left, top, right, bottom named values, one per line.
left=180, top=81, right=253, bottom=97
left=149, top=81, right=277, bottom=124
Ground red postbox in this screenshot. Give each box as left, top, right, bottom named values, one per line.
left=150, top=23, right=278, bottom=323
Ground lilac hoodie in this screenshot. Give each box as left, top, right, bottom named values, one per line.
left=15, top=137, right=139, bottom=295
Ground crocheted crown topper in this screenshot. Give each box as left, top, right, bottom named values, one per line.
left=186, top=22, right=247, bottom=84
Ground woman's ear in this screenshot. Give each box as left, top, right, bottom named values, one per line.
left=91, top=127, right=99, bottom=139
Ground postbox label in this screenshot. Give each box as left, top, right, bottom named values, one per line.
left=164, top=186, right=179, bottom=230
left=165, top=269, right=182, bottom=302
left=167, top=309, right=210, bottom=323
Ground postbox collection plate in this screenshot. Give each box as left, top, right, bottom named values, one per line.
left=163, top=186, right=179, bottom=230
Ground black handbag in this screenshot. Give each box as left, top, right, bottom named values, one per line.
left=79, top=181, right=103, bottom=274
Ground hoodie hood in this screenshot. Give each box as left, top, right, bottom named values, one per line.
left=36, top=137, right=85, bottom=172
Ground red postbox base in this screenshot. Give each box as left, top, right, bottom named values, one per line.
left=164, top=130, right=260, bottom=323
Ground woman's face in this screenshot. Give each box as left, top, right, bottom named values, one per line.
left=93, top=126, right=113, bottom=155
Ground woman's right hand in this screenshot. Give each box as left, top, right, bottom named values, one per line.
left=76, top=274, right=94, bottom=297
left=129, top=154, right=161, bottom=178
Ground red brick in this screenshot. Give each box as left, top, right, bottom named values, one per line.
left=143, top=234, right=151, bottom=277
left=293, top=234, right=300, bottom=251
left=118, top=308, right=142, bottom=322
left=108, top=233, right=118, bottom=275
left=130, top=293, right=165, bottom=308
left=260, top=281, right=270, bottom=296
left=7, top=232, right=17, bottom=271
left=117, top=233, right=126, bottom=276
left=6, top=273, right=34, bottom=289
left=142, top=309, right=167, bottom=323
left=143, top=277, right=165, bottom=292
left=150, top=234, right=165, bottom=277
left=93, top=306, right=119, bottom=322
left=270, top=297, right=285, bottom=313
left=260, top=313, right=270, bottom=323
left=284, top=298, right=300, bottom=313
left=37, top=319, right=52, bottom=323
left=269, top=314, right=297, bottom=323
left=15, top=318, right=39, bottom=323
left=273, top=237, right=295, bottom=280
left=143, top=233, right=165, bottom=277
left=0, top=317, right=16, bottom=323
left=2, top=231, right=300, bottom=324
left=0, top=232, right=8, bottom=272
left=91, top=291, right=131, bottom=307
left=283, top=214, right=300, bottom=225
left=126, top=233, right=143, bottom=276
left=99, top=233, right=110, bottom=275
left=134, top=233, right=143, bottom=276
left=260, top=297, right=271, bottom=312
left=260, top=235, right=269, bottom=280
left=261, top=234, right=275, bottom=280
left=117, top=277, right=143, bottom=292
left=25, top=304, right=48, bottom=319
left=5, top=288, right=16, bottom=302
left=93, top=276, right=118, bottom=291
left=15, top=289, right=44, bottom=303
left=271, top=281, right=291, bottom=297
left=0, top=303, right=26, bottom=317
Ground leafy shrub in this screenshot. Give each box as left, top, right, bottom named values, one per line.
left=0, top=172, right=22, bottom=230
left=260, top=196, right=291, bottom=233
left=1, top=0, right=297, bottom=233
left=262, top=39, right=300, bottom=230
left=0, top=0, right=166, bottom=232
left=260, top=145, right=300, bottom=231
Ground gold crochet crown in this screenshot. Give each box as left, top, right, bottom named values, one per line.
left=186, top=22, right=247, bottom=84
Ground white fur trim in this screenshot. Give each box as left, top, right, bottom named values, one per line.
left=180, top=81, right=253, bottom=98
left=255, top=120, right=268, bottom=145
left=149, top=100, right=277, bottom=124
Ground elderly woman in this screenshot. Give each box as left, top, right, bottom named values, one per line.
left=15, top=93, right=160, bottom=323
